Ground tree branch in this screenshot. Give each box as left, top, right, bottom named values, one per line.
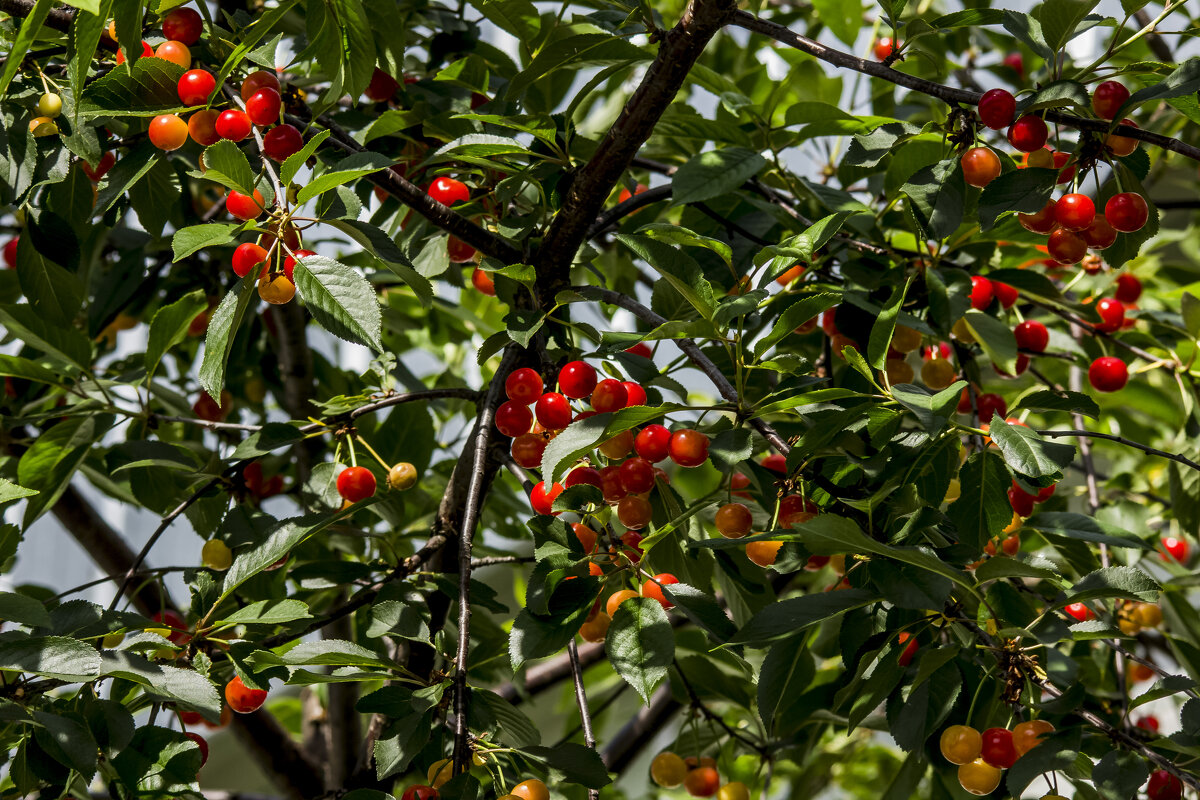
left=567, top=640, right=600, bottom=800
left=1036, top=429, right=1200, bottom=473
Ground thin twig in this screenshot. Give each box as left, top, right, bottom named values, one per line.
left=567, top=639, right=601, bottom=800
left=1036, top=429, right=1200, bottom=473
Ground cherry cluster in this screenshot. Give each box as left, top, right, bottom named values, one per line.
left=939, top=721, right=1054, bottom=794
left=650, top=751, right=749, bottom=800
left=415, top=764, right=548, bottom=799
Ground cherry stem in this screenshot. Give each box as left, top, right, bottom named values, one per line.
left=354, top=435, right=391, bottom=471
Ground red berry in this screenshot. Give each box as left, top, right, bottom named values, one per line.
left=564, top=466, right=602, bottom=489
left=558, top=360, right=597, bottom=399
left=641, top=573, right=679, bottom=608
left=979, top=728, right=1017, bottom=769
left=1088, top=356, right=1128, bottom=393
left=669, top=429, right=709, bottom=467
left=162, top=7, right=202, bottom=45
left=225, top=675, right=268, bottom=713
left=337, top=466, right=376, bottom=503
left=505, top=367, right=543, bottom=404
left=1064, top=602, right=1095, bottom=622
left=1014, top=320, right=1048, bottom=353
left=245, top=87, right=282, bottom=126
left=115, top=40, right=154, bottom=64
left=961, top=147, right=1001, bottom=188
left=188, top=110, right=219, bottom=146
left=1081, top=215, right=1118, bottom=250
left=1115, top=273, right=1142, bottom=303
left=495, top=400, right=533, bottom=438
left=364, top=68, right=400, bottom=102
left=1047, top=228, right=1087, bottom=265
left=534, top=392, right=573, bottom=431
left=762, top=453, right=788, bottom=474
left=1007, top=116, right=1048, bottom=152
left=530, top=481, right=564, bottom=516
left=184, top=731, right=209, bottom=766
left=401, top=786, right=439, bottom=800
left=232, top=243, right=268, bottom=278
left=1093, top=297, right=1125, bottom=333
left=1054, top=193, right=1096, bottom=232
left=1092, top=80, right=1130, bottom=120
left=1160, top=536, right=1190, bottom=564
left=177, top=69, right=215, bottom=106
left=1018, top=200, right=1057, bottom=234
left=1146, top=769, right=1183, bottom=800
left=510, top=433, right=545, bottom=469
left=471, top=267, right=495, bottom=296
left=969, top=276, right=993, bottom=310
left=976, top=393, right=1007, bottom=421
left=282, top=249, right=315, bottom=282
left=591, top=379, right=628, bottom=413
left=1105, top=192, right=1149, bottom=232
left=1008, top=485, right=1035, bottom=517
left=152, top=610, right=191, bottom=644
left=215, top=109, right=252, bottom=141
left=992, top=282, right=1018, bottom=309
left=626, top=342, right=652, bottom=359
left=447, top=236, right=475, bottom=264
left=3, top=237, right=18, bottom=269
left=873, top=37, right=897, bottom=61
left=977, top=88, right=1016, bottom=130
left=81, top=151, right=116, bottom=181
left=897, top=632, right=919, bottom=666
left=427, top=176, right=469, bottom=206
left=240, top=70, right=280, bottom=100
left=1136, top=715, right=1160, bottom=733
left=619, top=457, right=656, bottom=494
left=262, top=124, right=304, bottom=162
left=149, top=114, right=189, bottom=151
left=635, top=424, right=671, bottom=462
left=622, top=381, right=647, bottom=407
left=226, top=189, right=266, bottom=221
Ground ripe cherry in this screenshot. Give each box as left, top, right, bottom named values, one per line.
left=977, top=88, right=1016, bottom=130
left=1018, top=200, right=1057, bottom=234
left=715, top=502, right=753, bottom=538
left=471, top=267, right=495, bottom=296
left=683, top=766, right=720, bottom=798
left=400, top=786, right=438, bottom=800
left=447, top=236, right=476, bottom=263
left=162, top=7, right=202, bottom=45
left=1064, top=602, right=1095, bottom=622
left=599, top=430, right=634, bottom=460
left=578, top=611, right=611, bottom=642
left=232, top=243, right=268, bottom=278
left=240, top=70, right=280, bottom=100
left=1115, top=273, right=1142, bottom=303
left=939, top=725, right=982, bottom=765
left=115, top=40, right=154, bottom=64
left=510, top=433, right=546, bottom=469
left=993, top=281, right=1018, bottom=309
left=958, top=760, right=1002, bottom=795
left=1009, top=485, right=1034, bottom=517
left=1007, top=116, right=1048, bottom=152
left=1146, top=770, right=1183, bottom=800
left=626, top=342, right=652, bottom=358
left=873, top=37, right=897, bottom=61
left=155, top=40, right=191, bottom=69
left=1004, top=52, right=1024, bottom=77
left=1054, top=193, right=1096, bottom=231
left=591, top=379, right=628, bottom=413
left=897, top=632, right=919, bottom=666
left=225, top=675, right=268, bottom=713
left=1107, top=118, right=1139, bottom=157
left=775, top=264, right=804, bottom=285
left=969, top=275, right=993, bottom=310
left=529, top=481, right=564, bottom=516
left=961, top=147, right=1001, bottom=188
left=976, top=393, right=1007, bottom=421
left=337, top=466, right=376, bottom=503
left=187, top=110, right=219, bottom=146
left=668, top=429, right=709, bottom=467
left=185, top=731, right=209, bottom=766
left=262, top=124, right=304, bottom=161
left=151, top=610, right=191, bottom=644
left=622, top=381, right=647, bottom=407
left=1014, top=320, right=1049, bottom=353
left=618, top=495, right=653, bottom=529
left=1082, top=215, right=1118, bottom=250
left=364, top=68, right=400, bottom=102
left=282, top=249, right=315, bottom=282
left=1093, top=297, right=1125, bottom=333
left=149, top=114, right=189, bottom=151
left=635, top=424, right=671, bottom=462
left=642, top=573, right=679, bottom=608
left=607, top=589, right=640, bottom=618
left=427, top=176, right=470, bottom=206
left=3, top=237, right=18, bottom=268
left=1052, top=150, right=1076, bottom=184
left=558, top=361, right=597, bottom=399
left=1105, top=192, right=1149, bottom=232
left=1012, top=719, right=1054, bottom=756
left=746, top=540, right=782, bottom=567
left=246, top=87, right=282, bottom=126
left=81, top=151, right=116, bottom=181
left=1088, top=356, right=1128, bottom=393
left=1047, top=228, right=1087, bottom=265
left=215, top=109, right=252, bottom=141
left=1092, top=80, right=1130, bottom=120
left=1136, top=715, right=1160, bottom=733
left=565, top=466, right=601, bottom=490
left=495, top=400, right=533, bottom=437
left=534, top=392, right=572, bottom=431
left=979, top=727, right=1017, bottom=769
left=505, top=367, right=543, bottom=404
left=177, top=69, right=215, bottom=105
left=619, top=457, right=656, bottom=494
left=762, top=453, right=787, bottom=473
left=227, top=189, right=266, bottom=220
left=1160, top=536, right=1190, bottom=563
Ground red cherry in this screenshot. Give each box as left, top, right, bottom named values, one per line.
left=401, top=786, right=439, bottom=800
left=668, top=429, right=709, bottom=467
left=177, top=69, right=215, bottom=106
left=1051, top=150, right=1076, bottom=185
left=591, top=379, right=628, bottom=413
left=534, top=392, right=573, bottom=431
left=337, top=466, right=376, bottom=503
left=505, top=367, right=543, bottom=404
left=152, top=610, right=191, bottom=644
left=162, top=7, right=202, bottom=45
left=977, top=88, right=1016, bottom=130
left=1064, top=602, right=1095, bottom=622
left=240, top=70, right=280, bottom=100
left=81, top=151, right=116, bottom=181
left=282, top=249, right=315, bottom=282
left=364, top=68, right=400, bottom=102
left=245, top=87, right=282, bottom=126
left=261, top=124, right=304, bottom=162
left=1003, top=52, right=1024, bottom=77
left=185, top=731, right=209, bottom=766
left=427, top=176, right=469, bottom=206
left=1018, top=200, right=1057, bottom=234
left=1007, top=116, right=1048, bottom=152
left=1054, top=193, right=1096, bottom=232
left=1105, top=192, right=1149, bottom=232
left=1160, top=536, right=1190, bottom=564
left=961, top=147, right=1001, bottom=188
left=558, top=361, right=598, bottom=399
left=564, top=465, right=602, bottom=489
left=641, top=573, right=679, bottom=608
left=530, top=481, right=564, bottom=516
left=1008, top=485, right=1034, bottom=517
left=1092, top=80, right=1130, bottom=120
left=1115, top=273, right=1142, bottom=303
left=1081, top=215, right=1118, bottom=250
left=634, top=424, right=671, bottom=462
left=1136, top=715, right=1160, bottom=733
left=622, top=381, right=647, bottom=407
left=1146, top=769, right=1183, bottom=800
left=232, top=243, right=268, bottom=278
left=3, top=237, right=18, bottom=269
left=625, top=342, right=652, bottom=359
left=618, top=457, right=656, bottom=494
left=969, top=276, right=994, bottom=310
left=115, top=40, right=154, bottom=64
left=992, top=281, right=1018, bottom=309
left=447, top=236, right=475, bottom=263
left=225, top=675, right=268, bottom=713
left=1047, top=228, right=1087, bottom=265
left=599, top=465, right=627, bottom=503
left=1093, top=297, right=1125, bottom=333
left=178, top=709, right=203, bottom=726
left=1088, top=356, right=1127, bottom=393
left=979, top=728, right=1017, bottom=769
left=873, top=37, right=897, bottom=61
left=1014, top=320, right=1048, bottom=353
left=471, top=267, right=495, bottom=296
left=495, top=400, right=533, bottom=438
left=215, top=109, right=252, bottom=141
left=897, top=632, right=919, bottom=667
left=510, top=434, right=546, bottom=469
left=976, top=393, right=1007, bottom=421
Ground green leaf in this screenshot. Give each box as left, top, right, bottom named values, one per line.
left=1004, top=741, right=1084, bottom=793
left=95, top=141, right=160, bottom=215
left=730, top=588, right=880, bottom=646
left=811, top=0, right=862, bottom=46
left=0, top=354, right=68, bottom=387
left=1013, top=389, right=1099, bottom=420
left=190, top=141, right=258, bottom=196
left=901, top=158, right=964, bottom=241
left=1035, top=0, right=1099, bottom=52
left=757, top=635, right=814, bottom=734
left=508, top=581, right=596, bottom=669
left=145, top=290, right=208, bottom=378
left=292, top=255, right=384, bottom=351
left=605, top=598, right=674, bottom=703
left=68, top=0, right=115, bottom=114
left=753, top=292, right=840, bottom=359
left=1092, top=750, right=1149, bottom=800
left=198, top=278, right=256, bottom=401
left=1122, top=58, right=1200, bottom=116
left=615, top=234, right=716, bottom=321
left=14, top=243, right=83, bottom=330
left=977, top=167, right=1057, bottom=230
left=32, top=710, right=97, bottom=776
left=281, top=639, right=390, bottom=668
left=947, top=451, right=1011, bottom=552
left=111, top=726, right=202, bottom=795
left=672, top=147, right=767, bottom=205
left=963, top=308, right=1018, bottom=373
left=0, top=0, right=54, bottom=95
left=0, top=635, right=102, bottom=681
left=215, top=600, right=312, bottom=626
left=886, top=661, right=960, bottom=751
left=100, top=651, right=222, bottom=716
left=222, top=510, right=363, bottom=599
left=0, top=478, right=39, bottom=507
left=1016, top=80, right=1091, bottom=114
left=974, top=555, right=1062, bottom=583
left=474, top=690, right=541, bottom=748
left=0, top=304, right=92, bottom=368
left=78, top=57, right=186, bottom=116
left=539, top=404, right=687, bottom=484
left=18, top=416, right=95, bottom=527
left=867, top=277, right=911, bottom=369
left=0, top=592, right=51, bottom=628
left=518, top=743, right=612, bottom=789
left=280, top=129, right=331, bottom=185
left=1064, top=566, right=1161, bottom=606
left=1026, top=512, right=1151, bottom=549
left=988, top=417, right=1077, bottom=484
left=506, top=31, right=649, bottom=100
left=477, top=0, right=540, bottom=40
left=890, top=380, right=967, bottom=434
left=661, top=583, right=736, bottom=643
left=297, top=152, right=393, bottom=204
